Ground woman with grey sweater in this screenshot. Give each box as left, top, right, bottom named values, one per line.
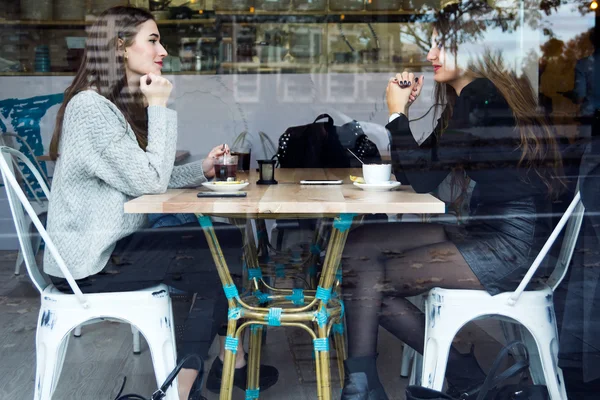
left=44, top=6, right=277, bottom=399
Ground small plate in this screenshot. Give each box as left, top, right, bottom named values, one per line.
left=201, top=181, right=250, bottom=192
left=353, top=181, right=401, bottom=192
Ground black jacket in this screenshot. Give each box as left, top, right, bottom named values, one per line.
left=386, top=78, right=550, bottom=211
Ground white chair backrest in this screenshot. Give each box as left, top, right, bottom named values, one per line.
left=0, top=132, right=51, bottom=207
left=0, top=146, right=88, bottom=307
left=508, top=189, right=584, bottom=306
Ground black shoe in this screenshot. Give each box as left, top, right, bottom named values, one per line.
left=344, top=356, right=389, bottom=400
left=341, top=372, right=389, bottom=400
left=205, top=356, right=279, bottom=394
left=188, top=370, right=207, bottom=400
left=341, top=372, right=370, bottom=400
left=445, top=346, right=487, bottom=398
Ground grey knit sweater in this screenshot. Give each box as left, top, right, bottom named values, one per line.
left=43, top=90, right=207, bottom=279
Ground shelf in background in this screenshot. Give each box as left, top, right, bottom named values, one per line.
left=328, top=62, right=430, bottom=71
left=0, top=19, right=216, bottom=27
left=0, top=19, right=91, bottom=26
left=221, top=62, right=320, bottom=69
left=221, top=62, right=430, bottom=71
left=0, top=71, right=76, bottom=76
left=215, top=10, right=428, bottom=16
left=156, top=18, right=216, bottom=25
left=168, top=70, right=218, bottom=75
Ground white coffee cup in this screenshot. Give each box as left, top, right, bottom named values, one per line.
left=362, top=164, right=392, bottom=184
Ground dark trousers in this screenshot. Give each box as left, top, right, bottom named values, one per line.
left=50, top=222, right=243, bottom=370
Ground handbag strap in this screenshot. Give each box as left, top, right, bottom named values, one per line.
left=474, top=341, right=530, bottom=400
left=151, top=354, right=203, bottom=400
left=313, top=113, right=334, bottom=127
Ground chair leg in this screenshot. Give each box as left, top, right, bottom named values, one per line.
left=34, top=330, right=71, bottom=400
left=220, top=319, right=238, bottom=400
left=14, top=250, right=23, bottom=275
left=421, top=336, right=454, bottom=391
left=73, top=326, right=82, bottom=338
left=132, top=325, right=141, bottom=354
left=316, top=336, right=332, bottom=400
left=520, top=324, right=567, bottom=400
left=141, top=327, right=178, bottom=400
left=410, top=352, right=423, bottom=386
left=246, top=325, right=263, bottom=399
left=400, top=343, right=415, bottom=378
left=333, top=328, right=346, bottom=385
left=517, top=326, right=545, bottom=385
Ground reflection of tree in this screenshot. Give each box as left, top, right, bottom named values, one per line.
left=399, top=0, right=590, bottom=56
left=538, top=28, right=594, bottom=138
left=400, top=23, right=432, bottom=53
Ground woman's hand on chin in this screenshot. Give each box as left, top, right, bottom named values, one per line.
left=140, top=73, right=172, bottom=107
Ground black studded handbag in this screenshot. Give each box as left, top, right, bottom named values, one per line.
left=336, top=119, right=382, bottom=167
left=277, top=114, right=381, bottom=168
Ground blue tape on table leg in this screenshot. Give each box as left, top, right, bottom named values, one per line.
left=315, top=308, right=329, bottom=327
left=275, top=263, right=285, bottom=278
left=223, top=283, right=239, bottom=299
left=340, top=299, right=345, bottom=318
left=197, top=215, right=213, bottom=228
left=332, top=213, right=356, bottom=232
left=254, top=290, right=270, bottom=304
left=313, top=338, right=330, bottom=352
left=224, top=336, right=239, bottom=354
left=308, top=264, right=317, bottom=277
left=315, top=286, right=332, bottom=303
left=310, top=244, right=321, bottom=255
left=228, top=307, right=243, bottom=320
left=336, top=267, right=343, bottom=283
left=266, top=307, right=282, bottom=326
left=245, top=388, right=260, bottom=400
left=248, top=268, right=263, bottom=280
left=333, top=323, right=344, bottom=335
left=285, top=288, right=305, bottom=305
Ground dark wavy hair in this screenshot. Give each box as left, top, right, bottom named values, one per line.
left=432, top=1, right=564, bottom=198
left=50, top=6, right=154, bottom=160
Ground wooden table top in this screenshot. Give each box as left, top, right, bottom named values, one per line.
left=124, top=168, right=445, bottom=218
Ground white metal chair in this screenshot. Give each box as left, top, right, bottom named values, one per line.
left=0, top=146, right=178, bottom=400
left=0, top=132, right=50, bottom=275
left=421, top=191, right=584, bottom=400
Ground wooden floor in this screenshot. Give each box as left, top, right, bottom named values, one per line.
left=0, top=250, right=504, bottom=400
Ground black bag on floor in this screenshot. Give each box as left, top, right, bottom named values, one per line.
left=405, top=341, right=550, bottom=400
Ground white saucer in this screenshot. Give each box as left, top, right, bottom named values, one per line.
left=353, top=181, right=401, bottom=192
left=201, top=182, right=250, bottom=192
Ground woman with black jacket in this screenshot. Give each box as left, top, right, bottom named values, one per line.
left=340, top=3, right=565, bottom=399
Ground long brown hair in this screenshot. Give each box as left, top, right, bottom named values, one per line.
left=50, top=6, right=154, bottom=160
left=432, top=2, right=564, bottom=198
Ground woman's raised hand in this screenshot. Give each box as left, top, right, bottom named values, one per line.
left=386, top=71, right=425, bottom=116
left=140, top=73, right=173, bottom=107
